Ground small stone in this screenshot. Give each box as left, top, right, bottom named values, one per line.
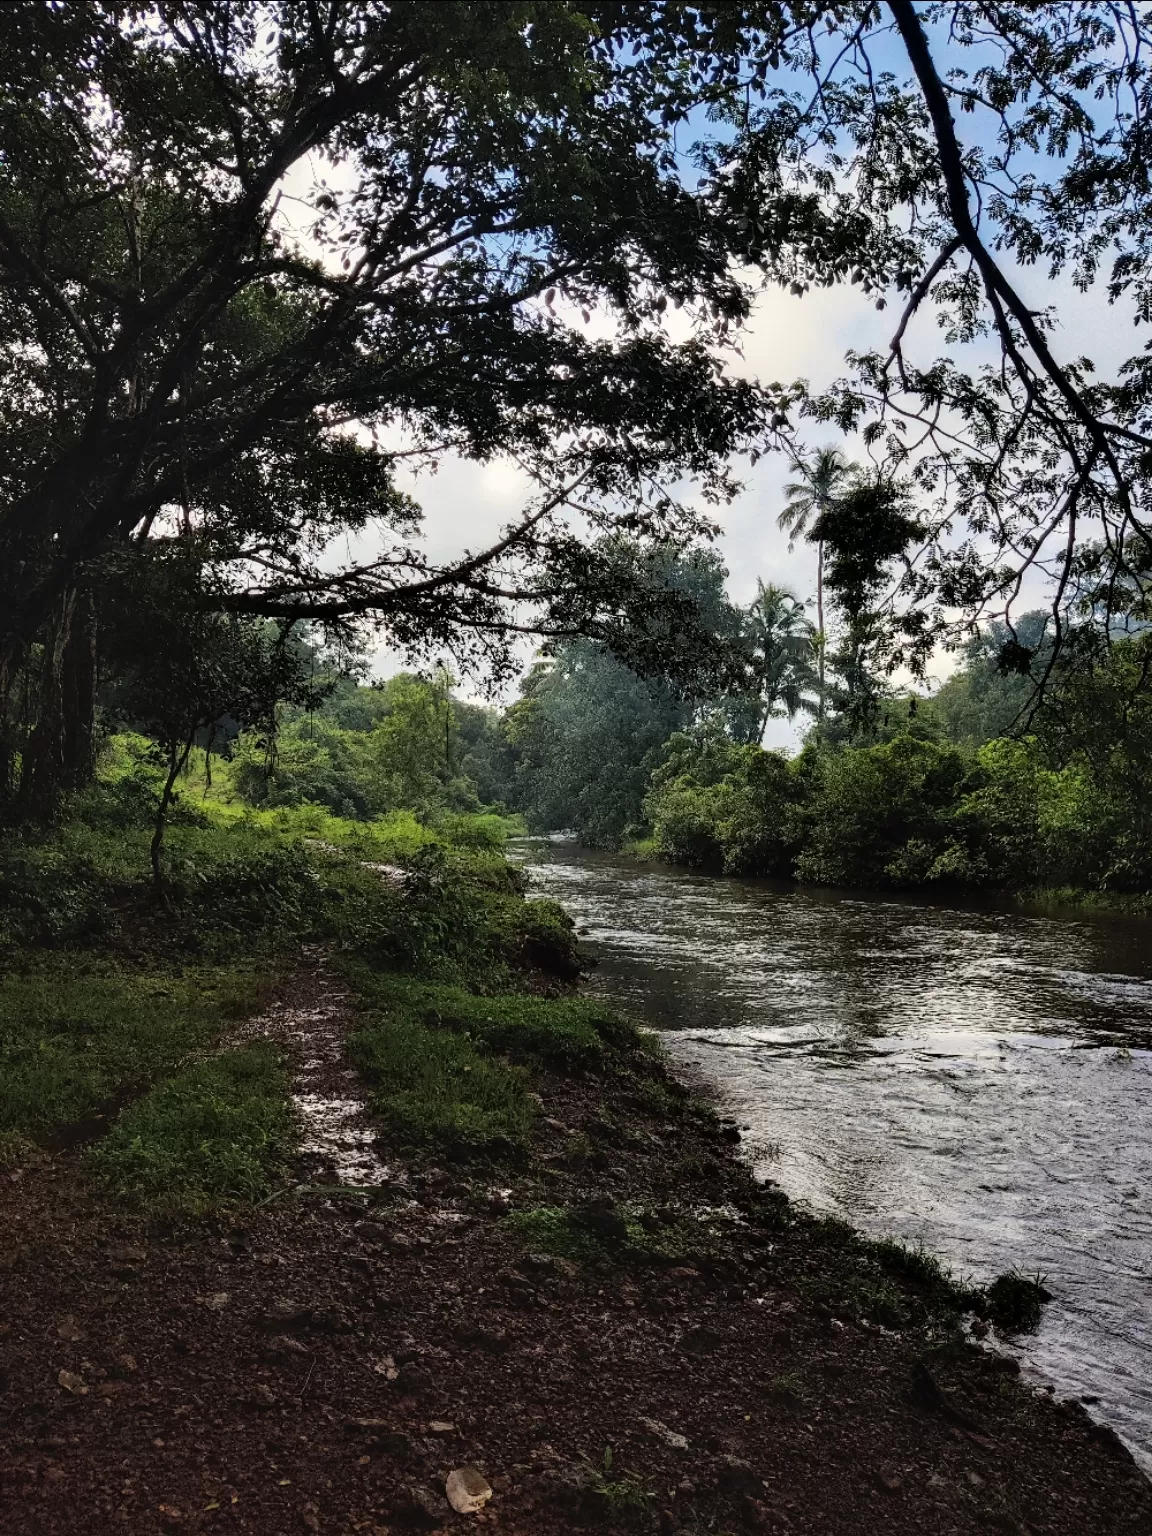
left=263, top=1335, right=311, bottom=1368
left=57, top=1369, right=88, bottom=1395
left=639, top=1416, right=689, bottom=1450
left=428, top=1420, right=456, bottom=1434
left=394, top=1483, right=450, bottom=1527
left=446, top=1466, right=493, bottom=1515
left=259, top=1299, right=310, bottom=1331
left=871, top=1467, right=903, bottom=1494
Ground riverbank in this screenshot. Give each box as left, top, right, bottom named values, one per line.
left=2, top=806, right=1149, bottom=1533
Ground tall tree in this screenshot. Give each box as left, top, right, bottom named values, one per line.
left=8, top=0, right=1152, bottom=806
left=0, top=2, right=790, bottom=672
left=729, top=583, right=817, bottom=744
left=776, top=447, right=852, bottom=718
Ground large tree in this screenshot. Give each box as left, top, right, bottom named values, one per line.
left=777, top=447, right=852, bottom=717
left=0, top=1, right=789, bottom=669
left=6, top=0, right=1152, bottom=811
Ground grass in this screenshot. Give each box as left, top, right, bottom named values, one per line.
left=798, top=1223, right=984, bottom=1329
left=342, top=969, right=651, bottom=1070
left=798, top=1224, right=1053, bottom=1334
left=348, top=1015, right=535, bottom=1150
left=506, top=1202, right=736, bottom=1265
left=91, top=1043, right=295, bottom=1214
left=0, top=962, right=269, bottom=1146
left=983, top=1270, right=1051, bottom=1332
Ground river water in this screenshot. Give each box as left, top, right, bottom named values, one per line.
left=517, top=838, right=1152, bottom=1469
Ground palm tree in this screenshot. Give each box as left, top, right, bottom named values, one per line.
left=741, top=581, right=819, bottom=742
left=777, top=445, right=853, bottom=720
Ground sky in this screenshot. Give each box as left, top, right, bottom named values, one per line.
left=374, top=279, right=891, bottom=748
left=275, top=22, right=1143, bottom=753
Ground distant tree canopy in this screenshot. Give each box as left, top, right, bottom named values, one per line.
left=8, top=2, right=1152, bottom=822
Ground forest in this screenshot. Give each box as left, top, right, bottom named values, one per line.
left=82, top=546, right=1144, bottom=911
left=5, top=4, right=1152, bottom=1533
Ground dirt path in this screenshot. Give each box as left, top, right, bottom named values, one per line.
left=238, top=948, right=392, bottom=1189
left=2, top=960, right=1149, bottom=1536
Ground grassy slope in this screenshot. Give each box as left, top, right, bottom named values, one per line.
left=0, top=769, right=570, bottom=1210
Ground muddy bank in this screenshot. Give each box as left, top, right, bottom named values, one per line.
left=1, top=953, right=1148, bottom=1536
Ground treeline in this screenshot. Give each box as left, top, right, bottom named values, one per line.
left=497, top=613, right=1152, bottom=901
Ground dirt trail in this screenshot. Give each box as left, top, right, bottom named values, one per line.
left=238, top=948, right=392, bottom=1189
left=2, top=960, right=1150, bottom=1536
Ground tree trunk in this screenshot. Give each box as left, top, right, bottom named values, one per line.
left=19, top=589, right=78, bottom=821
left=0, top=645, right=16, bottom=808
left=151, top=737, right=194, bottom=900
left=60, top=587, right=97, bottom=790
left=17, top=587, right=99, bottom=820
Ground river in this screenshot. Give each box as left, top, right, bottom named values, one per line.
left=517, top=837, right=1152, bottom=1470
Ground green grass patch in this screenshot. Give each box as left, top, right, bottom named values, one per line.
left=507, top=1205, right=615, bottom=1260
left=802, top=1225, right=982, bottom=1329
left=0, top=962, right=268, bottom=1143
left=348, top=1015, right=534, bottom=1150
left=91, top=1043, right=294, bottom=1214
left=342, top=969, right=652, bottom=1070
left=506, top=1202, right=724, bottom=1264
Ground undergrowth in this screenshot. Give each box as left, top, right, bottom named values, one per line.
left=0, top=962, right=268, bottom=1145
left=347, top=1017, right=535, bottom=1150
left=341, top=969, right=650, bottom=1070
left=91, top=1044, right=294, bottom=1214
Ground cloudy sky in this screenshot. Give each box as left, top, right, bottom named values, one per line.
left=366, top=243, right=1135, bottom=753
left=375, top=279, right=891, bottom=749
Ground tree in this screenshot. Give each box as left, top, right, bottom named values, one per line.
left=777, top=448, right=852, bottom=715
left=0, top=3, right=787, bottom=673
left=9, top=0, right=1152, bottom=787
left=101, top=553, right=316, bottom=892
left=504, top=643, right=691, bottom=847
left=728, top=582, right=817, bottom=743
left=360, top=674, right=454, bottom=816
left=501, top=543, right=740, bottom=844
left=810, top=478, right=924, bottom=743
left=934, top=614, right=1054, bottom=746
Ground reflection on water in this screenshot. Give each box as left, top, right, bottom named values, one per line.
left=518, top=838, right=1152, bottom=1469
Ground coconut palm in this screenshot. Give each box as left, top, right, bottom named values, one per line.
left=737, top=582, right=819, bottom=743
left=777, top=446, right=854, bottom=719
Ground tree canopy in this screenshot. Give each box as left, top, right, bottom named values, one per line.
left=8, top=2, right=1152, bottom=821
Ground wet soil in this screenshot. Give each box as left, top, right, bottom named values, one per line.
left=1, top=952, right=1149, bottom=1536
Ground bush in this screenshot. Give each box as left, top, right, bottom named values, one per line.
left=344, top=972, right=649, bottom=1070
left=0, top=963, right=266, bottom=1140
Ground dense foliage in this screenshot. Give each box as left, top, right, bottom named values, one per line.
left=9, top=3, right=1152, bottom=832
left=642, top=629, right=1152, bottom=901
